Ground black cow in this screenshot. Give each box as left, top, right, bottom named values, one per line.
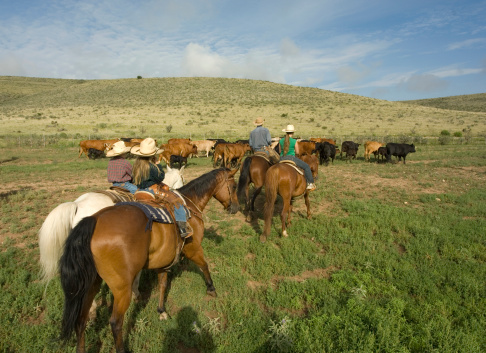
left=316, top=142, right=336, bottom=166
left=345, top=146, right=358, bottom=162
left=376, top=146, right=387, bottom=162
left=88, top=148, right=105, bottom=159
left=170, top=154, right=187, bottom=169
left=386, top=143, right=416, bottom=164
left=341, top=141, right=360, bottom=160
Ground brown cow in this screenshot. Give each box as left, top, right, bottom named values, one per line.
left=213, top=143, right=229, bottom=167
left=296, top=141, right=317, bottom=157
left=299, top=154, right=319, bottom=179
left=192, top=140, right=216, bottom=158
left=168, top=138, right=191, bottom=144
left=364, top=141, right=385, bottom=162
left=310, top=137, right=336, bottom=145
left=224, top=143, right=251, bottom=168
left=78, top=139, right=118, bottom=158
left=158, top=143, right=197, bottom=163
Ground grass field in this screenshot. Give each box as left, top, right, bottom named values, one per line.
left=0, top=142, right=485, bottom=353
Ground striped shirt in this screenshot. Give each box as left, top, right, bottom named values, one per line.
left=107, top=157, right=133, bottom=183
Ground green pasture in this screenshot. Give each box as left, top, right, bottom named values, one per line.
left=0, top=143, right=485, bottom=352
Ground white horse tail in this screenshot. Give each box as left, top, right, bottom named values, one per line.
left=38, top=202, right=78, bottom=282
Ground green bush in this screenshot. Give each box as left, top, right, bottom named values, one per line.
left=440, top=130, right=451, bottom=136
left=453, top=131, right=463, bottom=137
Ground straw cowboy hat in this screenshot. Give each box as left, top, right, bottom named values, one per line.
left=254, top=117, right=264, bottom=126
left=130, top=137, right=161, bottom=156
left=106, top=141, right=131, bottom=157
left=282, top=124, right=296, bottom=133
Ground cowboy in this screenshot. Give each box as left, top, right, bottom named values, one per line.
left=106, top=141, right=138, bottom=194
left=131, top=138, right=192, bottom=238
left=279, top=125, right=316, bottom=191
left=249, top=117, right=272, bottom=153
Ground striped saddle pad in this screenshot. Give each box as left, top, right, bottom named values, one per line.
left=117, top=202, right=191, bottom=231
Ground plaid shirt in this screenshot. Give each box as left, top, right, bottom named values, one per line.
left=107, top=157, right=133, bottom=183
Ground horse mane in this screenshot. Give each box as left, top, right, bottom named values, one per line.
left=179, top=168, right=228, bottom=199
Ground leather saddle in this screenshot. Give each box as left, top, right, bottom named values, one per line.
left=279, top=160, right=304, bottom=175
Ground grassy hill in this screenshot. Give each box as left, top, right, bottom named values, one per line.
left=0, top=76, right=484, bottom=141
left=402, top=93, right=486, bottom=113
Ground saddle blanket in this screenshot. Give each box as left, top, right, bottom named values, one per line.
left=117, top=202, right=191, bottom=231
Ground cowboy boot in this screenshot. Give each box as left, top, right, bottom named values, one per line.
left=176, top=221, right=193, bottom=238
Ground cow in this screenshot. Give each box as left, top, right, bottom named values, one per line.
left=168, top=138, right=191, bottom=144
left=78, top=139, right=118, bottom=158
left=87, top=148, right=105, bottom=159
left=386, top=143, right=416, bottom=164
left=316, top=141, right=336, bottom=166
left=192, top=140, right=216, bottom=158
left=223, top=143, right=251, bottom=168
left=376, top=146, right=387, bottom=162
left=296, top=140, right=317, bottom=157
left=310, top=137, right=336, bottom=145
left=299, top=154, right=319, bottom=179
left=170, top=154, right=187, bottom=169
left=345, top=146, right=358, bottom=162
left=364, top=141, right=385, bottom=162
left=341, top=141, right=360, bottom=160
left=158, top=142, right=197, bottom=164
left=213, top=142, right=229, bottom=167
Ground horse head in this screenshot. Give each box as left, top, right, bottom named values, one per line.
left=164, top=165, right=185, bottom=190
left=214, top=168, right=239, bottom=214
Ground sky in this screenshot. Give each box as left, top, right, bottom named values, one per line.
left=1, top=0, right=485, bottom=101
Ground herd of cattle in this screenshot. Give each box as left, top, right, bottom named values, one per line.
left=79, top=137, right=416, bottom=167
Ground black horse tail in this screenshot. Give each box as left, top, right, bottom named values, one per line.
left=59, top=216, right=98, bottom=342
left=262, top=166, right=279, bottom=237
left=237, top=156, right=252, bottom=204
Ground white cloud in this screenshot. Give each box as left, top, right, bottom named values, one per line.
left=447, top=38, right=486, bottom=51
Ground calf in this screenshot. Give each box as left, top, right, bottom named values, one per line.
left=88, top=148, right=105, bottom=159
left=345, top=146, right=358, bottom=162
left=170, top=154, right=187, bottom=169
left=386, top=143, right=416, bottom=164
left=341, top=141, right=360, bottom=160
left=316, top=142, right=336, bottom=166
left=376, top=146, right=387, bottom=161
left=364, top=141, right=384, bottom=162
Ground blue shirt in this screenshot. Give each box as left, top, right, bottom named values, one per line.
left=249, top=126, right=272, bottom=151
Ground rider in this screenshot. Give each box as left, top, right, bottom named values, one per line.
left=131, top=138, right=192, bottom=238
left=106, top=141, right=138, bottom=194
left=249, top=117, right=272, bottom=153
left=279, top=125, right=316, bottom=191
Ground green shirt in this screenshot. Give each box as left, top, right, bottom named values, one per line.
left=279, top=137, right=297, bottom=156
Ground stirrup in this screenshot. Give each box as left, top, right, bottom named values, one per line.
left=176, top=221, right=193, bottom=238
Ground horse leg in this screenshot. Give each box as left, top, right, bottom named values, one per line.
left=304, top=192, right=311, bottom=219
left=249, top=186, right=263, bottom=212
left=156, top=271, right=170, bottom=320
left=76, top=276, right=102, bottom=353
left=109, top=288, right=132, bottom=353
left=281, top=197, right=291, bottom=238
left=184, top=247, right=216, bottom=296
left=131, top=271, right=142, bottom=301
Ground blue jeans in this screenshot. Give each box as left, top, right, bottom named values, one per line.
left=113, top=182, right=138, bottom=194
left=281, top=156, right=314, bottom=184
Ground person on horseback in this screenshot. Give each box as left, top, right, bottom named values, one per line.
left=131, top=138, right=192, bottom=238
left=279, top=125, right=316, bottom=191
left=249, top=117, right=272, bottom=153
left=106, top=141, right=138, bottom=193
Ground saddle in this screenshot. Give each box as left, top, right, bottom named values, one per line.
left=97, top=187, right=137, bottom=203
left=279, top=160, right=304, bottom=175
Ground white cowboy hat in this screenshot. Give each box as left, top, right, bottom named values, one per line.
left=282, top=124, right=296, bottom=133
left=130, top=138, right=161, bottom=156
left=254, top=117, right=264, bottom=126
left=106, top=141, right=131, bottom=157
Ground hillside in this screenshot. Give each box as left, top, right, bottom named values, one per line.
left=402, top=93, right=486, bottom=113
left=0, top=76, right=484, bottom=140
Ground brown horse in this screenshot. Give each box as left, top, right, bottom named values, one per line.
left=59, top=168, right=239, bottom=353
left=260, top=163, right=311, bottom=242
left=237, top=155, right=271, bottom=219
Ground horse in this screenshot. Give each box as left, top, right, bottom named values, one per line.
left=59, top=168, right=239, bottom=353
left=39, top=165, right=184, bottom=286
left=237, top=155, right=271, bottom=220
left=260, top=162, right=311, bottom=242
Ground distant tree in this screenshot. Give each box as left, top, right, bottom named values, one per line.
left=440, top=130, right=450, bottom=136
left=137, top=76, right=142, bottom=79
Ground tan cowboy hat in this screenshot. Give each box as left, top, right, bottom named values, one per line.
left=254, top=117, right=264, bottom=126
left=106, top=141, right=131, bottom=157
left=130, top=137, right=161, bottom=156
left=282, top=124, right=296, bottom=133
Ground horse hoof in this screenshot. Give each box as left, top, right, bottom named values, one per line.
left=159, top=312, right=169, bottom=321
left=207, top=290, right=217, bottom=297
left=282, top=230, right=288, bottom=237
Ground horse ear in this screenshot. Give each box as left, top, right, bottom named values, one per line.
left=180, top=165, right=185, bottom=173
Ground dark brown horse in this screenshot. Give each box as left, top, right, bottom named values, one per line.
left=59, top=168, right=239, bottom=353
left=237, top=155, right=271, bottom=219
left=260, top=162, right=311, bottom=242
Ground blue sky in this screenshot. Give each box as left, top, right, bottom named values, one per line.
left=1, top=0, right=485, bottom=101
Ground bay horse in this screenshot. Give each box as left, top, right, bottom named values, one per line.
left=237, top=155, right=271, bottom=219
left=260, top=162, right=311, bottom=242
left=59, top=168, right=239, bottom=353
left=39, top=166, right=184, bottom=290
